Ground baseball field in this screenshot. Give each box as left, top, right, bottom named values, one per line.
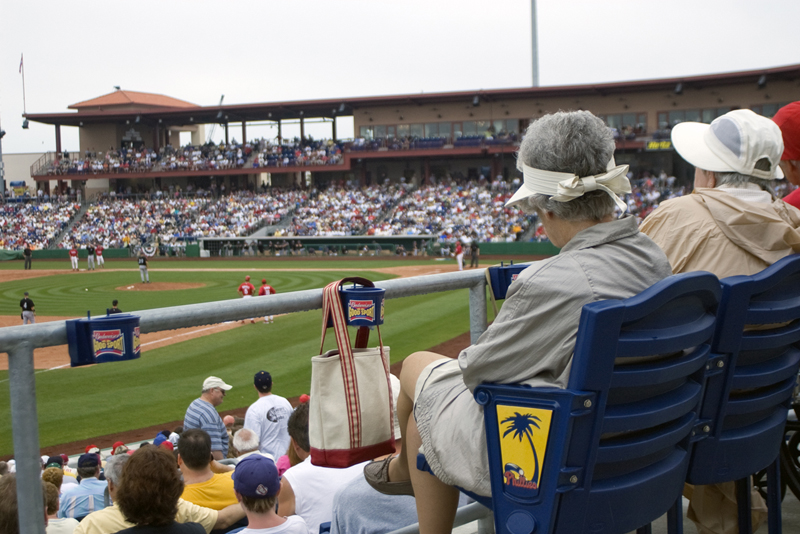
left=0, top=256, right=506, bottom=459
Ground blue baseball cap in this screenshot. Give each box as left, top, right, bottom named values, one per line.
left=77, top=453, right=100, bottom=468
left=233, top=455, right=281, bottom=498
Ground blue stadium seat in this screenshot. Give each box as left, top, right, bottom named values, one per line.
left=472, top=271, right=721, bottom=534
left=678, top=254, right=800, bottom=534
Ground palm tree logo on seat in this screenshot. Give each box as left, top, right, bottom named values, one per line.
left=501, top=412, right=542, bottom=490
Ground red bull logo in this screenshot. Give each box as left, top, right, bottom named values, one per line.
left=93, top=329, right=125, bottom=358
left=133, top=327, right=141, bottom=355
left=348, top=300, right=376, bottom=323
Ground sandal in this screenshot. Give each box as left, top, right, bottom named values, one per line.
left=364, top=455, right=415, bottom=496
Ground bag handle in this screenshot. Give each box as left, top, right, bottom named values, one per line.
left=318, top=277, right=388, bottom=449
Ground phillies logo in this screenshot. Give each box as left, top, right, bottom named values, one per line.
left=93, top=329, right=125, bottom=358
left=348, top=300, right=376, bottom=323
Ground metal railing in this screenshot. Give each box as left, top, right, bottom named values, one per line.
left=0, top=268, right=490, bottom=534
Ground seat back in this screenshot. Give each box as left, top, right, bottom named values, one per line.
left=475, top=271, right=721, bottom=534
left=688, top=254, right=800, bottom=484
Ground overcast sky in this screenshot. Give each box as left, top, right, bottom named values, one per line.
left=1, top=0, right=799, bottom=154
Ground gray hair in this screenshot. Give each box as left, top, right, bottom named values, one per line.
left=517, top=110, right=617, bottom=221
left=233, top=428, right=260, bottom=454
left=713, top=159, right=775, bottom=193
left=104, top=454, right=130, bottom=486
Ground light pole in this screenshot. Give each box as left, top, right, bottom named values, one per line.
left=0, top=114, right=6, bottom=199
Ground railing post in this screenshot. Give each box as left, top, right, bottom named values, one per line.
left=8, top=341, right=46, bottom=534
left=469, top=279, right=488, bottom=344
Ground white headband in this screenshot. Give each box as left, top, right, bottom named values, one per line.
left=506, top=158, right=632, bottom=215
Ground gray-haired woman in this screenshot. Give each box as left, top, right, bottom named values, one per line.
left=364, top=110, right=673, bottom=533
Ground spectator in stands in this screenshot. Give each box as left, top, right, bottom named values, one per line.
left=177, top=429, right=238, bottom=511
left=115, top=447, right=203, bottom=534
left=75, top=453, right=243, bottom=534
left=364, top=110, right=672, bottom=533
left=278, top=402, right=368, bottom=534
left=234, top=455, right=307, bottom=534
left=773, top=102, right=800, bottom=209
left=184, top=376, right=232, bottom=460
left=41, top=467, right=64, bottom=493
left=0, top=475, right=49, bottom=534
left=58, top=453, right=107, bottom=520
left=44, top=481, right=78, bottom=534
left=244, top=371, right=293, bottom=459
left=232, top=428, right=268, bottom=460
left=640, top=109, right=800, bottom=534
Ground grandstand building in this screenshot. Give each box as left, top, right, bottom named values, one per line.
left=16, top=63, right=800, bottom=200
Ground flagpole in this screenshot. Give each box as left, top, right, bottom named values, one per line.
left=20, top=54, right=27, bottom=115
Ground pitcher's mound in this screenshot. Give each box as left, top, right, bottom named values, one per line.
left=116, top=282, right=205, bottom=291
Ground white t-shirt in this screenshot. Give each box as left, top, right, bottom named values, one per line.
left=46, top=517, right=79, bottom=534
left=282, top=457, right=368, bottom=534
left=244, top=394, right=293, bottom=459
left=240, top=515, right=308, bottom=534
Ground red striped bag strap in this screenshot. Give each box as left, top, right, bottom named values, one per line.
left=321, top=280, right=363, bottom=448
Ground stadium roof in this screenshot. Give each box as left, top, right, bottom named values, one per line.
left=68, top=90, right=199, bottom=110
left=25, top=63, right=800, bottom=128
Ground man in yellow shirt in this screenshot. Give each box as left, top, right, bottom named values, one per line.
left=179, top=428, right=238, bottom=510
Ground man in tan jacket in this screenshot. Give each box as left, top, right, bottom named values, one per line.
left=641, top=108, right=800, bottom=534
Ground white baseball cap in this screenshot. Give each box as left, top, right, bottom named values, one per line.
left=203, top=376, right=232, bottom=391
left=671, top=109, right=784, bottom=179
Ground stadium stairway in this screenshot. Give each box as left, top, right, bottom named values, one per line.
left=48, top=202, right=89, bottom=249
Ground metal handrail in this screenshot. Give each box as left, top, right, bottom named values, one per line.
left=0, top=268, right=489, bottom=534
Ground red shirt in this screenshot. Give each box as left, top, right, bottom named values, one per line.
left=238, top=282, right=255, bottom=297
left=95, top=246, right=104, bottom=256
left=259, top=284, right=276, bottom=296
left=69, top=248, right=78, bottom=257
left=783, top=189, right=800, bottom=210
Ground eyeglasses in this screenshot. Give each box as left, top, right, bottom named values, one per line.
left=216, top=388, right=226, bottom=396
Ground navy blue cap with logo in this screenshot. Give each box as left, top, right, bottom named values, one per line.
left=254, top=371, right=272, bottom=392
left=233, top=455, right=281, bottom=498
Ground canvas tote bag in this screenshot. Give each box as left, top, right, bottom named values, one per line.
left=309, top=277, right=395, bottom=467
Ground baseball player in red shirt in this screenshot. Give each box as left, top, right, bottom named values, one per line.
left=238, top=275, right=256, bottom=324
left=258, top=278, right=277, bottom=324
left=95, top=244, right=105, bottom=268
left=69, top=244, right=79, bottom=271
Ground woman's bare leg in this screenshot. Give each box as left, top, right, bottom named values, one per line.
left=406, top=406, right=460, bottom=534
left=388, top=351, right=448, bottom=483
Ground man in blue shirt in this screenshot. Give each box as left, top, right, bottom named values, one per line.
left=184, top=376, right=232, bottom=460
left=58, top=453, right=107, bottom=520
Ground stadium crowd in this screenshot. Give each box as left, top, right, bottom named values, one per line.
left=61, top=190, right=303, bottom=249
left=276, top=183, right=405, bottom=236
left=3, top=174, right=786, bottom=251
left=371, top=177, right=531, bottom=242
left=0, top=200, right=80, bottom=250
left=39, top=137, right=348, bottom=178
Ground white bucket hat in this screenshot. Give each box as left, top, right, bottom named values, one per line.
left=671, top=109, right=784, bottom=179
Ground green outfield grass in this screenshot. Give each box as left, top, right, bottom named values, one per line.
left=0, top=258, right=491, bottom=456
left=0, top=269, right=397, bottom=317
